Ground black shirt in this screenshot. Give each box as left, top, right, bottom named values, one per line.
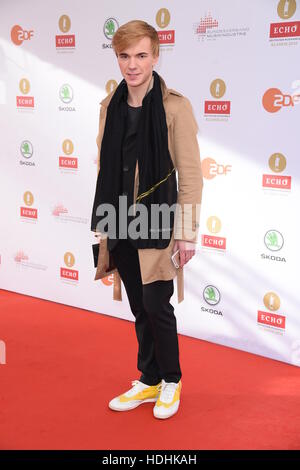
left=121, top=104, right=142, bottom=206
left=107, top=103, right=142, bottom=251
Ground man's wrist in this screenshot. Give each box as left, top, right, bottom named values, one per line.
left=175, top=240, right=197, bottom=249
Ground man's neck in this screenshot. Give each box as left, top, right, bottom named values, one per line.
left=127, top=73, right=153, bottom=107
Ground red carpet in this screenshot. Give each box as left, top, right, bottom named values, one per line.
left=1, top=288, right=300, bottom=450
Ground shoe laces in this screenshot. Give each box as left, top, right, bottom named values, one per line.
left=123, top=380, right=148, bottom=397
left=158, top=380, right=178, bottom=404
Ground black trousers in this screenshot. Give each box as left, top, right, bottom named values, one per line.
left=110, top=239, right=182, bottom=385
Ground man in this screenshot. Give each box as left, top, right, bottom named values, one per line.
left=91, top=20, right=203, bottom=419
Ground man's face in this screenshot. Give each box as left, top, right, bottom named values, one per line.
left=117, top=36, right=159, bottom=88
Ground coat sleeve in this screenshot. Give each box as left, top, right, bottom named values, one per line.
left=96, top=105, right=106, bottom=175
left=92, top=105, right=108, bottom=235
left=172, top=96, right=204, bottom=243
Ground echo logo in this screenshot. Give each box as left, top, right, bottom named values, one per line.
left=262, top=152, right=291, bottom=190
left=269, top=0, right=299, bottom=38
left=257, top=311, right=286, bottom=329
left=56, top=15, right=75, bottom=49
left=201, top=216, right=227, bottom=250
left=17, top=78, right=34, bottom=108
left=59, top=139, right=78, bottom=169
left=11, top=25, right=34, bottom=45
left=257, top=291, right=286, bottom=331
left=277, top=0, right=297, bottom=19
left=204, top=79, right=231, bottom=116
left=156, top=8, right=175, bottom=45
left=20, top=191, right=37, bottom=219
left=61, top=252, right=79, bottom=281
left=106, top=80, right=118, bottom=95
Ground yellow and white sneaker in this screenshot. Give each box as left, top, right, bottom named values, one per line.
left=108, top=380, right=162, bottom=411
left=153, top=379, right=182, bottom=419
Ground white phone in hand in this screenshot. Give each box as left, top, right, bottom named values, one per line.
left=171, top=249, right=180, bottom=269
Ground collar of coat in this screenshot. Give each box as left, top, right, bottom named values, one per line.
left=99, top=73, right=182, bottom=108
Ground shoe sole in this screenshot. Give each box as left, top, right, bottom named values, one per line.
left=108, top=397, right=158, bottom=411
left=153, top=402, right=180, bottom=419
left=153, top=411, right=178, bottom=419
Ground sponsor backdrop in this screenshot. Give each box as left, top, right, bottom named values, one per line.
left=1, top=0, right=299, bottom=366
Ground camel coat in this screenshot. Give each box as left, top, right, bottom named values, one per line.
left=92, top=74, right=203, bottom=303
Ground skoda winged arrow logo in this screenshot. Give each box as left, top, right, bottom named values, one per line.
left=264, top=230, right=284, bottom=251
left=203, top=285, right=221, bottom=306
left=20, top=140, right=33, bottom=159
left=103, top=18, right=119, bottom=40
left=59, top=84, right=73, bottom=103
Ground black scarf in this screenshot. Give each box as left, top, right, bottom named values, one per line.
left=91, top=70, right=177, bottom=249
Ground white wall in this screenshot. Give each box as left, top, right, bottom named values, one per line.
left=1, top=0, right=299, bottom=366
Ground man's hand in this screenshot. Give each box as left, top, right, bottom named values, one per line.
left=173, top=240, right=196, bottom=268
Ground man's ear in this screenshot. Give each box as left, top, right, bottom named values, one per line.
left=153, top=55, right=159, bottom=67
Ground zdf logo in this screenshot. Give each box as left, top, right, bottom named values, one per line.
left=202, top=158, right=232, bottom=179
left=262, top=86, right=300, bottom=112
left=11, top=25, right=34, bottom=45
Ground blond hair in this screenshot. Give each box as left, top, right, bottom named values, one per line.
left=112, top=20, right=159, bottom=57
